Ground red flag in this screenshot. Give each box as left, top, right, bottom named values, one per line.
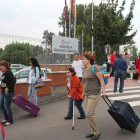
left=65, top=0, right=67, bottom=21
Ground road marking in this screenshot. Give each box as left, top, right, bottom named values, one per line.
left=128, top=101, right=140, bottom=107
left=104, top=89, right=140, bottom=96
left=105, top=85, right=140, bottom=92
left=109, top=94, right=140, bottom=100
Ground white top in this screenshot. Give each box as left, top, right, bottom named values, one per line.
left=72, top=60, right=84, bottom=77
left=29, top=70, right=32, bottom=84
left=67, top=78, right=71, bottom=92
left=107, top=56, right=110, bottom=63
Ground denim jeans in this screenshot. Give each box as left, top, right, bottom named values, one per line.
left=78, top=77, right=82, bottom=82
left=0, top=92, right=15, bottom=124
left=28, top=84, right=37, bottom=105
left=67, top=98, right=86, bottom=118
left=114, top=69, right=124, bottom=92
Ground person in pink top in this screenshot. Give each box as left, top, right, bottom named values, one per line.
left=110, top=51, right=116, bottom=78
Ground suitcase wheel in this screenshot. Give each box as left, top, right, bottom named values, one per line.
left=33, top=115, right=37, bottom=118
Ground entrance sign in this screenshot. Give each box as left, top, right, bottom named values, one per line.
left=52, top=35, right=78, bottom=54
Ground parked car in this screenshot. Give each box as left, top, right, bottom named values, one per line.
left=129, top=61, right=135, bottom=70
left=13, top=67, right=51, bottom=81
left=10, top=64, right=25, bottom=68
left=102, top=62, right=107, bottom=70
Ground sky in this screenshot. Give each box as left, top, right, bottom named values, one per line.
left=0, top=0, right=140, bottom=51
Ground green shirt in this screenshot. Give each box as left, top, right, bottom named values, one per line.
left=83, top=65, right=101, bottom=96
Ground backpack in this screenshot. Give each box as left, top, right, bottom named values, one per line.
left=91, top=65, right=109, bottom=85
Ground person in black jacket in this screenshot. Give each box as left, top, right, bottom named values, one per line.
left=0, top=60, right=16, bottom=126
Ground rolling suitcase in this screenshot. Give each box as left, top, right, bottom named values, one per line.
left=133, top=71, right=139, bottom=79
left=102, top=96, right=140, bottom=133
left=13, top=94, right=40, bottom=117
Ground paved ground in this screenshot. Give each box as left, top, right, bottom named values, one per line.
left=1, top=73, right=140, bottom=140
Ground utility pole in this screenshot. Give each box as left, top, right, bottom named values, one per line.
left=45, top=30, right=48, bottom=79
left=82, top=30, right=84, bottom=59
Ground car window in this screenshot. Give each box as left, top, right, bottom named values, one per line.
left=18, top=70, right=29, bottom=79
left=11, top=65, right=21, bottom=67
left=11, top=69, right=17, bottom=73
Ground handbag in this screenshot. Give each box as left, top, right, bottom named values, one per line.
left=34, top=67, right=44, bottom=89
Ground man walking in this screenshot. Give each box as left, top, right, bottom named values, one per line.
left=113, top=54, right=128, bottom=93
left=72, top=53, right=84, bottom=82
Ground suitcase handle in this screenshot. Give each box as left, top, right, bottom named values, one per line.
left=102, top=95, right=119, bottom=112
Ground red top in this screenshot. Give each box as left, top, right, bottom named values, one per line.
left=79, top=55, right=82, bottom=60
left=110, top=54, right=115, bottom=65
left=93, top=55, right=96, bottom=61
left=136, top=58, right=140, bottom=69
left=66, top=75, right=83, bottom=100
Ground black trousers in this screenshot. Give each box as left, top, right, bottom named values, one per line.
left=110, top=65, right=114, bottom=77
left=107, top=63, right=110, bottom=73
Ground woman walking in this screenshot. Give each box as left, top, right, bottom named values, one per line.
left=64, top=67, right=86, bottom=120
left=82, top=53, right=107, bottom=140
left=110, top=51, right=116, bottom=78
left=0, top=60, right=16, bottom=126
left=27, top=58, right=40, bottom=105
left=105, top=53, right=110, bottom=73
left=136, top=56, right=140, bottom=83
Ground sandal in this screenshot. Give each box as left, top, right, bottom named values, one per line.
left=3, top=122, right=12, bottom=126
left=1, top=120, right=8, bottom=124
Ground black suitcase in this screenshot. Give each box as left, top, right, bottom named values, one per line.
left=133, top=72, right=139, bottom=79
left=102, top=96, right=140, bottom=133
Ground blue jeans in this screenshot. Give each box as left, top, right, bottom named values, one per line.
left=67, top=98, right=86, bottom=118
left=114, top=70, right=124, bottom=92
left=28, top=84, right=37, bottom=105
left=0, top=92, right=15, bottom=124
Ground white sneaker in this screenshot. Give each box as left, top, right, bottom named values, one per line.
left=111, top=77, right=115, bottom=79
left=137, top=80, right=140, bottom=83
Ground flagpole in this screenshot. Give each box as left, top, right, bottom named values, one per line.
left=74, top=0, right=76, bottom=38
left=69, top=0, right=71, bottom=67
left=92, top=0, right=94, bottom=55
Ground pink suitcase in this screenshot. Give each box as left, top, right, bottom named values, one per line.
left=13, top=94, right=40, bottom=117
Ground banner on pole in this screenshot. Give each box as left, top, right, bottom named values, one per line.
left=52, top=35, right=78, bottom=54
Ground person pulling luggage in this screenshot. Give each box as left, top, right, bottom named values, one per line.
left=113, top=54, right=127, bottom=93
left=82, top=53, right=107, bottom=140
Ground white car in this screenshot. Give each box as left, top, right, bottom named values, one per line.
left=10, top=64, right=25, bottom=68
left=13, top=67, right=51, bottom=82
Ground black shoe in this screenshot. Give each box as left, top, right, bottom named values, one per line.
left=86, top=133, right=93, bottom=138
left=77, top=116, right=86, bottom=119
left=114, top=90, right=116, bottom=93
left=119, top=91, right=123, bottom=93
left=91, top=133, right=100, bottom=140
left=64, top=116, right=72, bottom=120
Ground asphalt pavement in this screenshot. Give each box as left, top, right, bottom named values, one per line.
left=1, top=85, right=140, bottom=140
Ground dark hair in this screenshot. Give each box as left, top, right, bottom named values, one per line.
left=30, top=58, right=40, bottom=70
left=83, top=53, right=94, bottom=65
left=107, top=53, right=110, bottom=55
left=125, top=52, right=128, bottom=55
left=0, top=60, right=11, bottom=70
left=74, top=53, right=79, bottom=56
left=111, top=51, right=115, bottom=54
left=67, top=67, right=76, bottom=76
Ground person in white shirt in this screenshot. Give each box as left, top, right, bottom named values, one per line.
left=72, top=53, right=84, bottom=82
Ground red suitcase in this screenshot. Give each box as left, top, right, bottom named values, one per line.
left=13, top=94, right=40, bottom=117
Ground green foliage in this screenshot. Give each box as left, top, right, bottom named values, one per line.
left=0, top=42, right=43, bottom=65
left=130, top=45, right=138, bottom=60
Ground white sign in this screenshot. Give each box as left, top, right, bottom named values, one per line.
left=52, top=35, right=78, bottom=54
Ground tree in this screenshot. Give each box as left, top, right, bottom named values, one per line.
left=31, top=45, right=43, bottom=57
left=130, top=45, right=138, bottom=61
left=42, top=31, right=55, bottom=51
left=0, top=42, right=33, bottom=65
left=92, top=0, right=137, bottom=51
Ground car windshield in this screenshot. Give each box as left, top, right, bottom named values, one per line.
left=11, top=69, right=18, bottom=73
